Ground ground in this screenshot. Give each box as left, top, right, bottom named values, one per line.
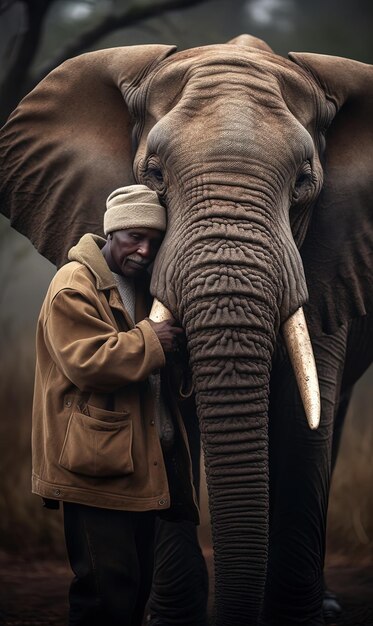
left=0, top=550, right=372, bottom=626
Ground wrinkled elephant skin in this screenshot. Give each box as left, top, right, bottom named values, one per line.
left=0, top=34, right=372, bottom=626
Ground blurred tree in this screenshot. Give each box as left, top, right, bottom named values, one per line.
left=0, top=0, right=209, bottom=125
left=1, top=0, right=52, bottom=124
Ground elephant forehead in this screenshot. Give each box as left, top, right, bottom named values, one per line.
left=147, top=59, right=279, bottom=118
left=146, top=47, right=321, bottom=131
left=145, top=77, right=315, bottom=169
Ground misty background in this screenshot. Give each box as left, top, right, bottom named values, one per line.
left=0, top=0, right=372, bottom=564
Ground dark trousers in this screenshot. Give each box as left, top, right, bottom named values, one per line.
left=63, top=502, right=156, bottom=626
left=148, top=518, right=209, bottom=626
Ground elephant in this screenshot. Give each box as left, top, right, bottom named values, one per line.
left=0, top=33, right=372, bottom=626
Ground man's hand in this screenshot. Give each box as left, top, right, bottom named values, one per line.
left=147, top=319, right=185, bottom=354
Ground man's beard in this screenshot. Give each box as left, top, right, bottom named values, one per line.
left=123, top=253, right=150, bottom=270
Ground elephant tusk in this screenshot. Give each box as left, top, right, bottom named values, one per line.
left=149, top=298, right=174, bottom=323
left=282, top=307, right=321, bottom=430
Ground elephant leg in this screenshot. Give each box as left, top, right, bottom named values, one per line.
left=262, top=325, right=348, bottom=626
left=322, top=387, right=353, bottom=624
left=330, top=386, right=353, bottom=475
left=146, top=517, right=209, bottom=626
left=323, top=314, right=373, bottom=624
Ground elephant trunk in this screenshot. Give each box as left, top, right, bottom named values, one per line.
left=151, top=291, right=272, bottom=625
left=150, top=278, right=319, bottom=625
left=187, top=292, right=274, bottom=625
left=150, top=194, right=313, bottom=624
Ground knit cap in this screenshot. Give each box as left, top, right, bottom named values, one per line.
left=104, top=185, right=166, bottom=235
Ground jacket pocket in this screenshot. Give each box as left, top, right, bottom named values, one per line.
left=59, top=409, right=134, bottom=477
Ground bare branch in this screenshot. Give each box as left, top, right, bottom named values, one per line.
left=0, top=0, right=209, bottom=124
left=0, top=0, right=53, bottom=125
left=31, top=0, right=210, bottom=87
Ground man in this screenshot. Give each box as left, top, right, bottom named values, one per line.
left=32, top=184, right=202, bottom=626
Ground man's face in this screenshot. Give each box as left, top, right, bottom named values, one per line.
left=109, top=227, right=164, bottom=277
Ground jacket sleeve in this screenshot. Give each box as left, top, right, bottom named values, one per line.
left=43, top=287, right=166, bottom=392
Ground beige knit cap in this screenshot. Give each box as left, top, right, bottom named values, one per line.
left=104, top=185, right=166, bottom=234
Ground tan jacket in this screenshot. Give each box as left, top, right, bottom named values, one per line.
left=32, top=234, right=198, bottom=521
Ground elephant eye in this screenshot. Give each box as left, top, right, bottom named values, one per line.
left=150, top=167, right=163, bottom=183
left=295, top=173, right=308, bottom=187
left=295, top=161, right=312, bottom=190
left=293, top=162, right=313, bottom=201
left=145, top=156, right=166, bottom=192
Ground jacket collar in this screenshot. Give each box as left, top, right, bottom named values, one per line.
left=68, top=233, right=117, bottom=291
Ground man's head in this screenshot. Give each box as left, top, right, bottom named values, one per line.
left=103, top=185, right=166, bottom=277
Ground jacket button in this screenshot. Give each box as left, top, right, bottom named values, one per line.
left=65, top=400, right=72, bottom=407
left=54, top=489, right=61, bottom=497
left=150, top=420, right=155, bottom=426
left=158, top=498, right=167, bottom=506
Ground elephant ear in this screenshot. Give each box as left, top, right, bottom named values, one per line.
left=289, top=52, right=373, bottom=335
left=0, top=44, right=176, bottom=266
